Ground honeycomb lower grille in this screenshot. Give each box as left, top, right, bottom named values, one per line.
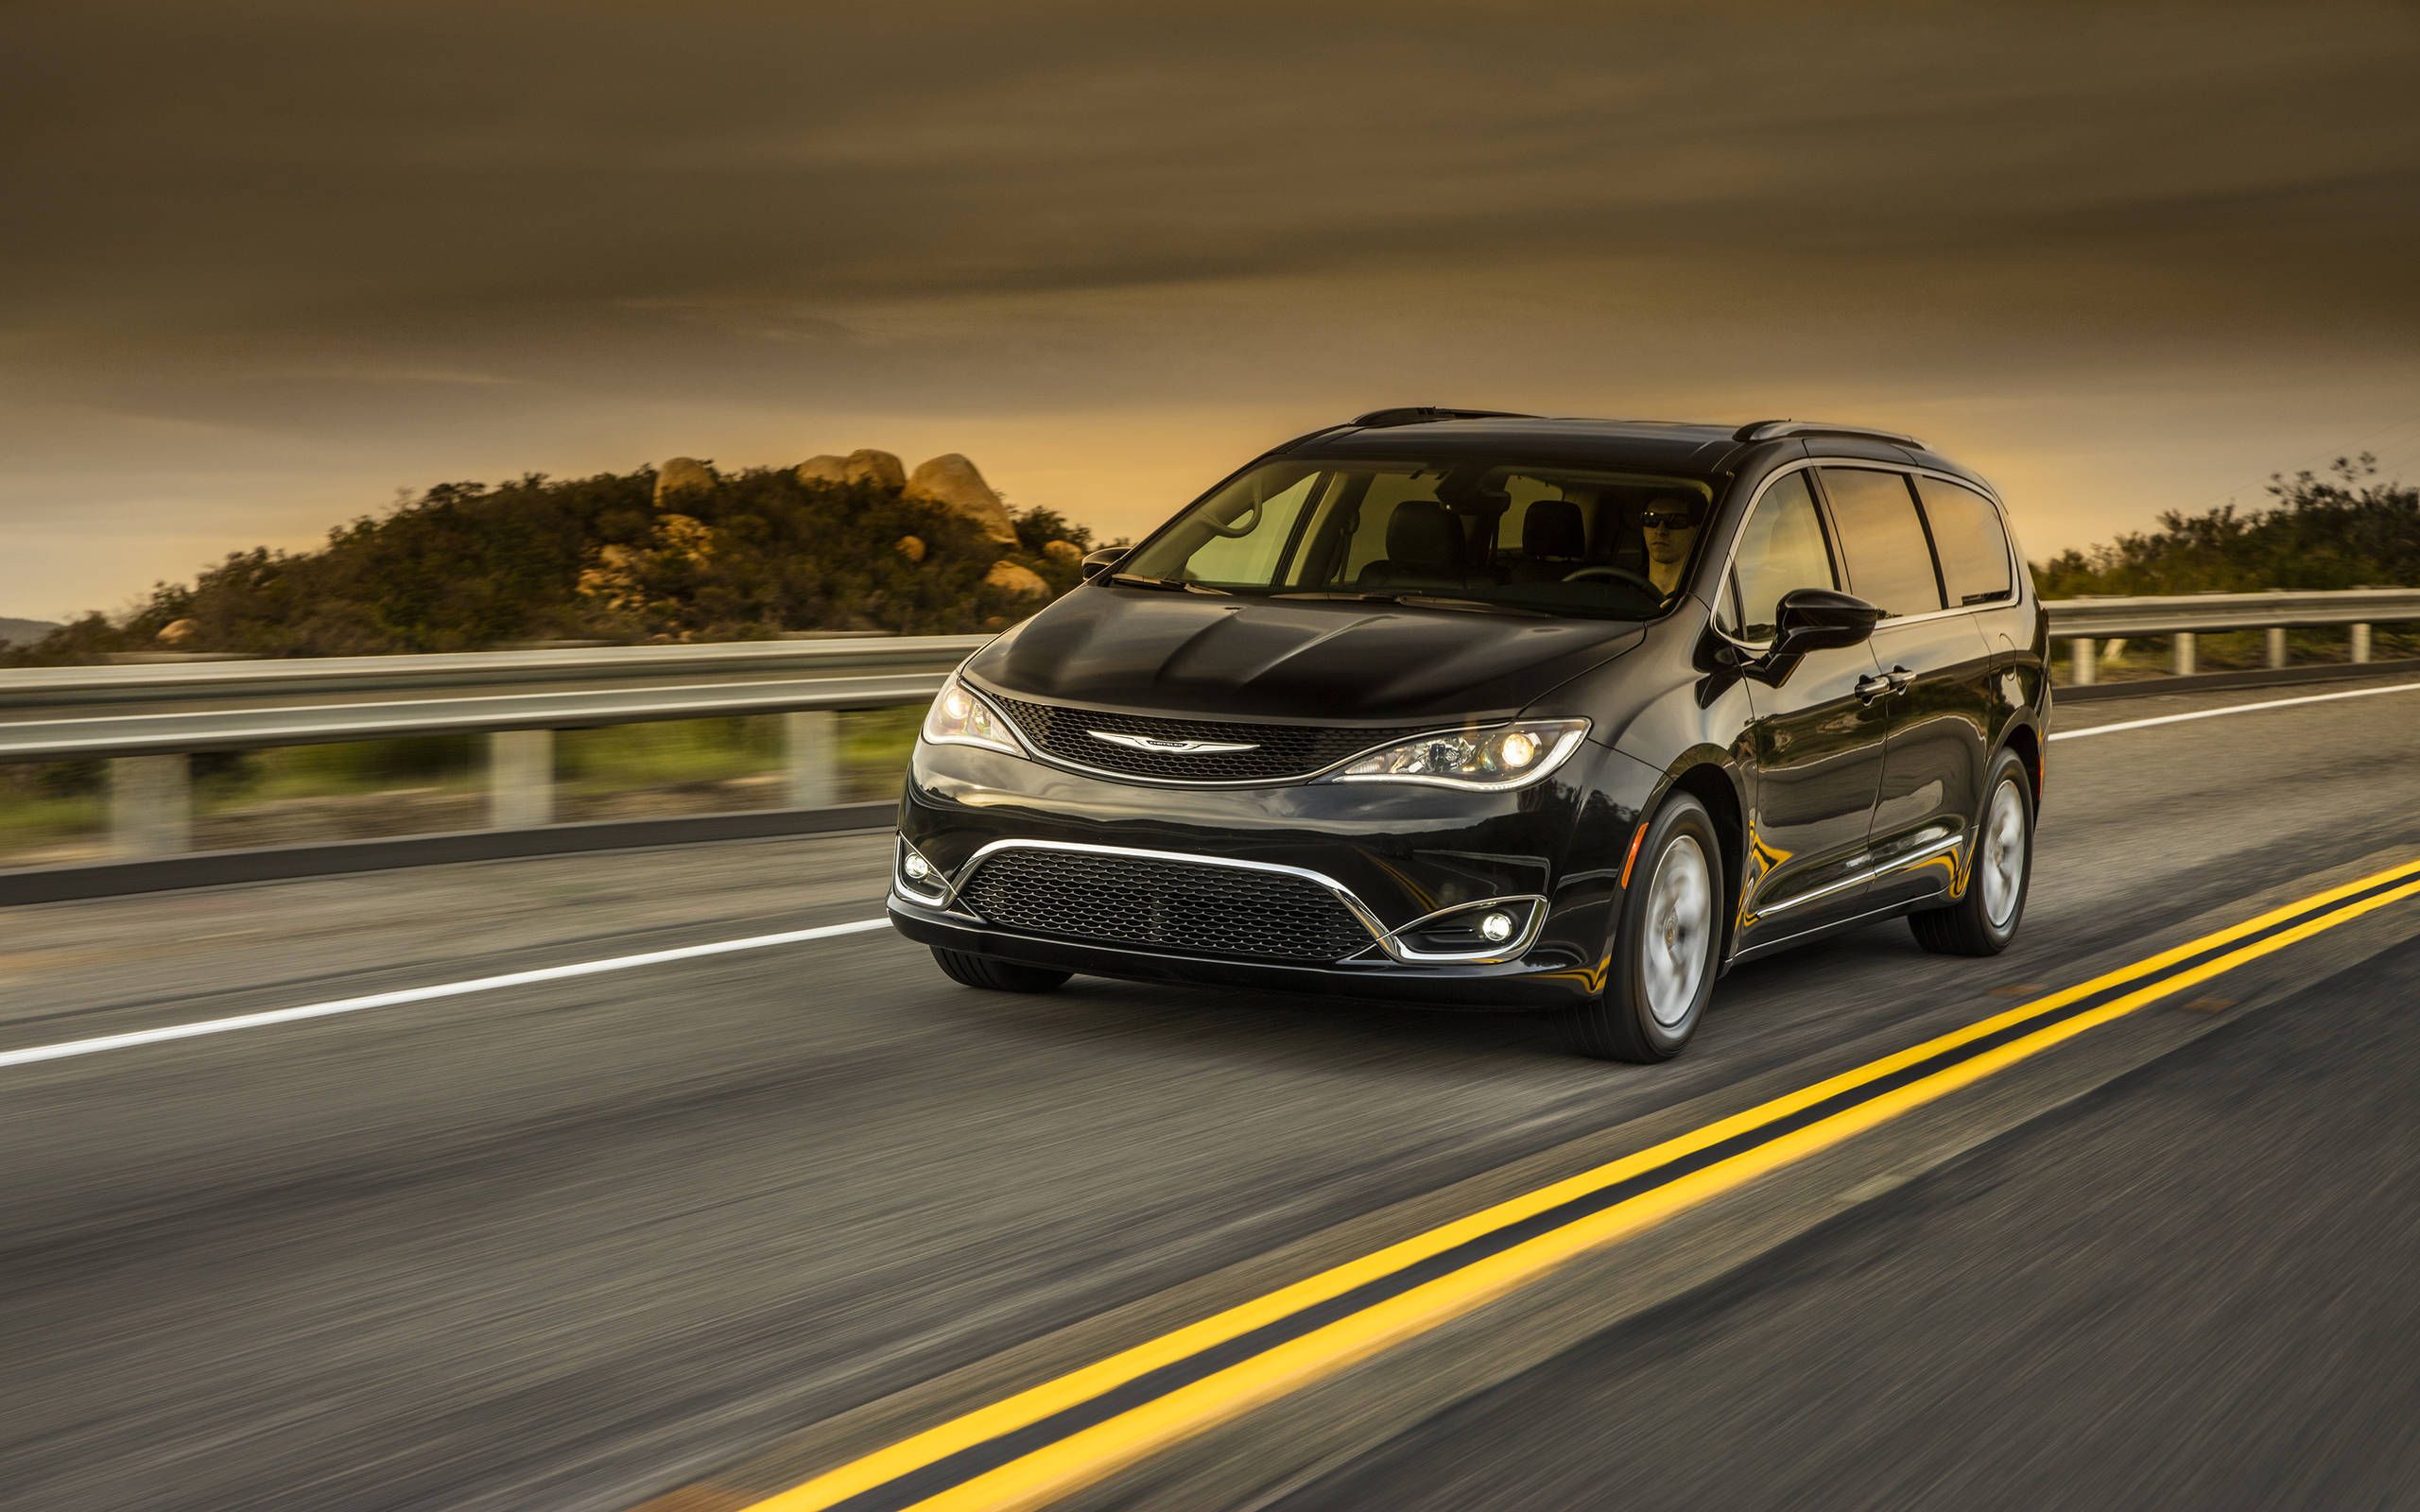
left=988, top=694, right=1435, bottom=783
left=957, top=849, right=1376, bottom=963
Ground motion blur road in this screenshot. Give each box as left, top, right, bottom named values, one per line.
left=4, top=677, right=2417, bottom=1511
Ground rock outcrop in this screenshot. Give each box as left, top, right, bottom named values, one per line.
left=983, top=560, right=1048, bottom=597
left=1041, top=540, right=1083, bottom=566
left=653, top=456, right=716, bottom=504
left=892, top=534, right=926, bottom=563
left=157, top=617, right=199, bottom=644
left=797, top=448, right=906, bottom=491
left=909, top=454, right=1018, bottom=545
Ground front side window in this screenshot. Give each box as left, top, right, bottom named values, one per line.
left=1913, top=475, right=2014, bottom=605
left=1819, top=468, right=1945, bottom=618
left=1176, top=471, right=1320, bottom=584
left=1726, top=472, right=1837, bottom=642
left=1114, top=457, right=1718, bottom=622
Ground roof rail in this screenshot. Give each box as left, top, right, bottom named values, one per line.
left=1349, top=405, right=1541, bottom=428
left=1734, top=419, right=1925, bottom=449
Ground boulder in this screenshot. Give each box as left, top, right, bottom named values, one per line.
left=984, top=560, right=1049, bottom=597
left=796, top=448, right=906, bottom=492
left=1042, top=540, right=1083, bottom=566
left=653, top=456, right=715, bottom=504
left=892, top=534, right=927, bottom=563
left=845, top=448, right=907, bottom=491
left=157, top=617, right=199, bottom=644
left=908, top=453, right=1018, bottom=544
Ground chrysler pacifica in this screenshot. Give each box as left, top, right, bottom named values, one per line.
left=887, top=409, right=2049, bottom=1061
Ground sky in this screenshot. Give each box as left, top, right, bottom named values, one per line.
left=5, top=0, right=2418, bottom=619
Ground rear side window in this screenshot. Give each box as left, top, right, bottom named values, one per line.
left=1818, top=468, right=1944, bottom=618
left=1913, top=476, right=2014, bottom=605
left=1727, top=472, right=1837, bottom=642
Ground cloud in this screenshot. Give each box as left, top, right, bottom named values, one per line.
left=3, top=1, right=2417, bottom=608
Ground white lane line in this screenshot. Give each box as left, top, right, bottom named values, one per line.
left=0, top=917, right=890, bottom=1071
left=2051, top=679, right=2420, bottom=741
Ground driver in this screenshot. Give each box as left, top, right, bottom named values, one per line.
left=1639, top=494, right=1702, bottom=600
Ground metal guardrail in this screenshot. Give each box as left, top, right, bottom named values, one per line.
left=1, top=588, right=2411, bottom=864
left=1, top=636, right=985, bottom=859
left=2043, top=587, right=2420, bottom=684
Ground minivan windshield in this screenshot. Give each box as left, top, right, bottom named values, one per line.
left=1115, top=458, right=1719, bottom=621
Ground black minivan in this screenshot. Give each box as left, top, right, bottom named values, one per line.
left=888, top=409, right=2049, bottom=1060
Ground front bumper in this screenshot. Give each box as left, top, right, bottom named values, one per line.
left=888, top=737, right=1660, bottom=1010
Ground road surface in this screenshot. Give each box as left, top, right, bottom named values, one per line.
left=3, top=675, right=2416, bottom=1510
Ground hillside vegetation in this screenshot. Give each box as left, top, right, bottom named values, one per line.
left=3, top=459, right=1095, bottom=665
left=2033, top=455, right=2417, bottom=597
left=9, top=453, right=2411, bottom=669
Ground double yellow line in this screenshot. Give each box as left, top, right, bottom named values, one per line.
left=745, top=857, right=2420, bottom=1512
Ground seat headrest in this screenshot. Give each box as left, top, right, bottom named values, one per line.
left=1385, top=499, right=1457, bottom=568
left=1522, top=498, right=1584, bottom=560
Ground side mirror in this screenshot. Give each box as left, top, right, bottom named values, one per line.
left=1080, top=547, right=1129, bottom=582
left=1771, top=587, right=1882, bottom=658
left=1729, top=587, right=1883, bottom=687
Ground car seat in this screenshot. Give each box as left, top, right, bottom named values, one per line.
left=1510, top=497, right=1585, bottom=582
left=1355, top=499, right=1463, bottom=591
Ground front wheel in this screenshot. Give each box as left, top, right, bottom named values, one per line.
left=1909, top=749, right=2033, bottom=956
left=930, top=947, right=1072, bottom=993
left=1562, top=792, right=1723, bottom=1062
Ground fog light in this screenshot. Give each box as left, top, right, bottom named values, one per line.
left=1478, top=910, right=1515, bottom=942
left=903, top=851, right=931, bottom=881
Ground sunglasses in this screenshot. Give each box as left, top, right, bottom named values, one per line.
left=1641, top=511, right=1697, bottom=530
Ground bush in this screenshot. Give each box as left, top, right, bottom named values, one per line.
left=1, top=466, right=1090, bottom=664
left=2033, top=455, right=2418, bottom=597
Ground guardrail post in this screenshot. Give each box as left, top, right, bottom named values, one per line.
left=489, top=729, right=555, bottom=828
left=2069, top=637, right=2097, bottom=687
left=108, top=754, right=191, bottom=858
left=784, top=710, right=838, bottom=808
left=2266, top=627, right=2289, bottom=669
left=2172, top=632, right=2196, bottom=676
left=2351, top=623, right=2371, bottom=663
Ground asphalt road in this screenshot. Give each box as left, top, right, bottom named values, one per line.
left=1264, top=935, right=2420, bottom=1511
left=2, top=676, right=2416, bottom=1511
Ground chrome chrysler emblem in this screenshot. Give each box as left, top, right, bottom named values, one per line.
left=1088, top=730, right=1260, bottom=754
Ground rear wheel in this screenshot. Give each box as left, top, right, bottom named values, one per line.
left=929, top=946, right=1072, bottom=993
left=1563, top=792, right=1723, bottom=1062
left=1910, top=748, right=2033, bottom=956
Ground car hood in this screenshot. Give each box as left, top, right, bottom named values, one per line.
left=964, top=586, right=1644, bottom=723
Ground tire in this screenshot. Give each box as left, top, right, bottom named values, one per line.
left=1910, top=748, right=2033, bottom=956
left=929, top=946, right=1073, bottom=993
left=1563, top=792, right=1724, bottom=1062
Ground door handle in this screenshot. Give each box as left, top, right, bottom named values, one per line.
left=1855, top=674, right=1894, bottom=704
left=1885, top=665, right=1916, bottom=693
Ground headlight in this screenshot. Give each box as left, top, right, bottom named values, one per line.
left=921, top=675, right=1026, bottom=757
left=1325, top=718, right=1589, bottom=790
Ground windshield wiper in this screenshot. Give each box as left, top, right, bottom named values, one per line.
left=1271, top=590, right=1549, bottom=617
left=1109, top=573, right=1228, bottom=595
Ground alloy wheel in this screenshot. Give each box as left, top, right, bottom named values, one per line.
left=1642, top=833, right=1712, bottom=1028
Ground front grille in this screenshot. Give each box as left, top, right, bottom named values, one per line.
left=989, top=694, right=1435, bottom=783
left=957, top=849, right=1376, bottom=962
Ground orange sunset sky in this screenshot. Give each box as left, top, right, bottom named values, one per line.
left=6, top=1, right=2417, bottom=615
